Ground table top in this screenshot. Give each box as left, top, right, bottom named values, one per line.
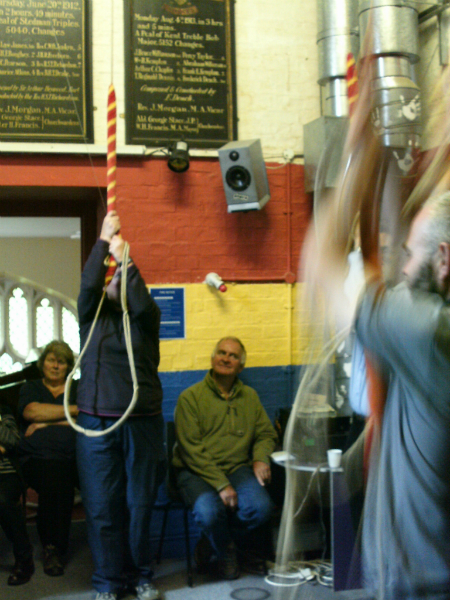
left=270, top=451, right=343, bottom=472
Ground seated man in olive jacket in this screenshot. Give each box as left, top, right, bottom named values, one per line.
left=173, top=337, right=278, bottom=580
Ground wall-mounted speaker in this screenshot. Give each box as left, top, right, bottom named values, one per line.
left=218, top=139, right=270, bottom=213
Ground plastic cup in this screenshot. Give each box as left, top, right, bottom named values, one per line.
left=327, top=449, right=342, bottom=469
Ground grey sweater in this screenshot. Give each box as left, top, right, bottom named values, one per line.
left=356, top=282, right=450, bottom=599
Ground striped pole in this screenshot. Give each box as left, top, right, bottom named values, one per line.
left=105, top=83, right=118, bottom=285
left=346, top=53, right=359, bottom=118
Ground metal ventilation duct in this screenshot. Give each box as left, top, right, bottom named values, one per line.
left=317, top=0, right=360, bottom=117
left=359, top=0, right=418, bottom=60
left=359, top=0, right=421, bottom=153
left=304, top=0, right=359, bottom=191
left=304, top=0, right=421, bottom=192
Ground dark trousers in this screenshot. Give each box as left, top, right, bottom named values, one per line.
left=0, top=472, right=33, bottom=562
left=21, top=457, right=78, bottom=554
left=177, top=465, right=274, bottom=559
left=76, top=413, right=166, bottom=594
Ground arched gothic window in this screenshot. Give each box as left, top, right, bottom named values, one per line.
left=0, top=274, right=79, bottom=376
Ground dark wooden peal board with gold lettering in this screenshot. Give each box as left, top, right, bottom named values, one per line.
left=0, top=0, right=93, bottom=143
left=124, top=0, right=237, bottom=149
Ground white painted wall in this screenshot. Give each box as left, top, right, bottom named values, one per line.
left=0, top=239, right=81, bottom=301
left=233, top=1, right=319, bottom=159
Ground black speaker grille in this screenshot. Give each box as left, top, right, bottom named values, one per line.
left=226, top=166, right=252, bottom=191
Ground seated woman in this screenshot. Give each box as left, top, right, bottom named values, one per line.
left=18, top=340, right=79, bottom=577
left=0, top=402, right=34, bottom=586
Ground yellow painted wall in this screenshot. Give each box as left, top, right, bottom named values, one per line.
left=151, top=282, right=323, bottom=372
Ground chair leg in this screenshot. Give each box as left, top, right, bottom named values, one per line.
left=183, top=506, right=193, bottom=587
left=155, top=505, right=170, bottom=564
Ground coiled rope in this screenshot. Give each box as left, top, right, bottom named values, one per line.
left=63, top=240, right=140, bottom=437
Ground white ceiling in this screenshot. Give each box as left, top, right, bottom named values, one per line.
left=0, top=217, right=81, bottom=239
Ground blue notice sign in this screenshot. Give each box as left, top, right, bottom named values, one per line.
left=149, top=287, right=185, bottom=340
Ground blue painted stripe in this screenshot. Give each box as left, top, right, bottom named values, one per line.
left=160, top=365, right=302, bottom=423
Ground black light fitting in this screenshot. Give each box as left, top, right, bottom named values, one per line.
left=168, top=141, right=190, bottom=173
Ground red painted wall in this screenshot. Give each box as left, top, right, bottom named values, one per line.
left=0, top=154, right=311, bottom=284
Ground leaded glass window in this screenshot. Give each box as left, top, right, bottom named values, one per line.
left=0, top=353, right=22, bottom=376
left=0, top=275, right=79, bottom=376
left=36, top=298, right=55, bottom=349
left=62, top=307, right=80, bottom=355
left=9, top=288, right=29, bottom=357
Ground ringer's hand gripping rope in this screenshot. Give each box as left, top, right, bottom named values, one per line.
left=63, top=84, right=140, bottom=437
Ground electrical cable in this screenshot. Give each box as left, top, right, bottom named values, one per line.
left=265, top=559, right=334, bottom=588
left=292, top=464, right=321, bottom=518
left=264, top=575, right=307, bottom=587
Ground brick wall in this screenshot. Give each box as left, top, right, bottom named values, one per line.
left=0, top=154, right=310, bottom=286
left=117, top=158, right=310, bottom=283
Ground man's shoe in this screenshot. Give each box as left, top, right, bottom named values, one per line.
left=94, top=593, right=117, bottom=600
left=7, top=558, right=35, bottom=585
left=217, top=542, right=240, bottom=580
left=194, top=534, right=213, bottom=573
left=43, top=545, right=64, bottom=576
left=136, top=582, right=162, bottom=600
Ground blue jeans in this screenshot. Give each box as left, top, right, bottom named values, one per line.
left=177, top=465, right=274, bottom=558
left=76, top=413, right=166, bottom=594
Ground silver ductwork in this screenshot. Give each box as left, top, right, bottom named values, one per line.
left=304, top=0, right=359, bottom=191
left=359, top=0, right=418, bottom=60
left=370, top=56, right=420, bottom=150
left=359, top=0, right=421, bottom=153
left=317, top=0, right=360, bottom=117
left=304, top=0, right=421, bottom=192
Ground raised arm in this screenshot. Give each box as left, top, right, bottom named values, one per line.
left=78, top=239, right=110, bottom=324
left=78, top=211, right=121, bottom=324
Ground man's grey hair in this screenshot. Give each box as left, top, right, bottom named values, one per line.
left=422, top=191, right=450, bottom=257
left=211, top=337, right=246, bottom=366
